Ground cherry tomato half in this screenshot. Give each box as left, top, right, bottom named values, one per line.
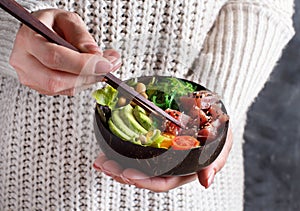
left=171, top=136, right=200, bottom=150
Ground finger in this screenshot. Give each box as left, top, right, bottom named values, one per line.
left=93, top=153, right=127, bottom=178
left=57, top=84, right=93, bottom=96
left=112, top=176, right=128, bottom=185
left=32, top=9, right=102, bottom=54
left=103, top=49, right=122, bottom=65
left=28, top=73, right=100, bottom=96
left=197, top=128, right=233, bottom=188
left=21, top=10, right=114, bottom=75
left=93, top=153, right=108, bottom=172
left=32, top=84, right=93, bottom=96
left=26, top=36, right=113, bottom=75
left=13, top=53, right=103, bottom=94
left=92, top=154, right=130, bottom=185
left=101, top=160, right=130, bottom=185
left=133, top=175, right=197, bottom=192
left=53, top=11, right=102, bottom=54
left=122, top=169, right=197, bottom=192
left=102, top=160, right=124, bottom=177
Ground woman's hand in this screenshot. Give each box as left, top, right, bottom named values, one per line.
left=9, top=9, right=121, bottom=96
left=93, top=129, right=233, bottom=192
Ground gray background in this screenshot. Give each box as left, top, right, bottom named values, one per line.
left=244, top=1, right=300, bottom=210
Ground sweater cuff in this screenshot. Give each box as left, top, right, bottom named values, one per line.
left=188, top=1, right=295, bottom=128
left=0, top=1, right=56, bottom=77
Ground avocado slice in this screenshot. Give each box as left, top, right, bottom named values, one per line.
left=111, top=109, right=139, bottom=138
left=147, top=129, right=161, bottom=142
left=150, top=135, right=165, bottom=148
left=108, top=119, right=131, bottom=141
left=134, top=129, right=166, bottom=147
left=133, top=105, right=153, bottom=130
left=120, top=104, right=148, bottom=135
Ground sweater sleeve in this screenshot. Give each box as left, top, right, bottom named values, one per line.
left=0, top=0, right=56, bottom=78
left=189, top=0, right=295, bottom=125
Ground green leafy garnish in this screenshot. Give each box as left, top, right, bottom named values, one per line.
left=146, top=77, right=196, bottom=110
left=92, top=85, right=118, bottom=109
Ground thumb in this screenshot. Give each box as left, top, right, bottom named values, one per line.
left=197, top=128, right=233, bottom=188
left=54, top=11, right=102, bottom=54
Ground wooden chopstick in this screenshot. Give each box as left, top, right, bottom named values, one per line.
left=0, top=0, right=183, bottom=128
left=0, top=0, right=77, bottom=51
left=103, top=73, right=163, bottom=119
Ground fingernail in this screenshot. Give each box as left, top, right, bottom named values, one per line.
left=106, top=56, right=122, bottom=67
left=102, top=162, right=119, bottom=177
left=106, top=56, right=118, bottom=63
left=102, top=169, right=113, bottom=177
left=112, top=57, right=122, bottom=67
left=110, top=58, right=122, bottom=72
left=93, top=154, right=106, bottom=171
left=83, top=44, right=102, bottom=54
left=123, top=171, right=149, bottom=180
left=206, top=170, right=215, bottom=188
left=95, top=60, right=113, bottom=74
left=120, top=174, right=135, bottom=185
left=93, top=162, right=102, bottom=171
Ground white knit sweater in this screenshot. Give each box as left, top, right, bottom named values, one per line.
left=0, top=0, right=295, bottom=210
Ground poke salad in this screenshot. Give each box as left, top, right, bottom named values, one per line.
left=93, top=76, right=229, bottom=151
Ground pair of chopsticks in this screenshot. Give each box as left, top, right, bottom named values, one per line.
left=0, top=0, right=183, bottom=128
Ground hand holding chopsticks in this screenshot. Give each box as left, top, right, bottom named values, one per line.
left=0, top=0, right=181, bottom=126
left=2, top=2, right=119, bottom=95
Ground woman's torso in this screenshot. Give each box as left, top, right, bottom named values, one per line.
left=0, top=1, right=248, bottom=210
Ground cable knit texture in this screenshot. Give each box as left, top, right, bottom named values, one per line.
left=0, top=0, right=294, bottom=210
